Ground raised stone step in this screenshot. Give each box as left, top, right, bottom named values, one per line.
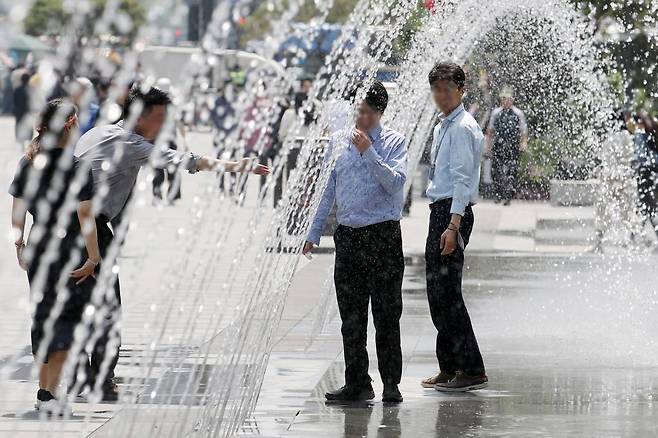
left=550, top=179, right=600, bottom=207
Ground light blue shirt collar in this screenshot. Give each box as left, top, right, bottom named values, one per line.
left=440, top=103, right=465, bottom=123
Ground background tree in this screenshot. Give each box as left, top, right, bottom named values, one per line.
left=24, top=0, right=145, bottom=46
left=570, top=0, right=658, bottom=112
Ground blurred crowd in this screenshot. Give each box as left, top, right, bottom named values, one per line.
left=2, top=61, right=133, bottom=147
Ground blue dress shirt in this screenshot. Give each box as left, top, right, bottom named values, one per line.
left=307, top=124, right=407, bottom=245
left=426, top=103, right=485, bottom=215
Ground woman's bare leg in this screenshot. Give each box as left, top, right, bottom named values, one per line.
left=45, top=350, right=68, bottom=395
left=38, top=361, right=48, bottom=390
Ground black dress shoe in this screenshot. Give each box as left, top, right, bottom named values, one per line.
left=325, top=385, right=375, bottom=401
left=101, top=382, right=119, bottom=402
left=382, top=384, right=403, bottom=403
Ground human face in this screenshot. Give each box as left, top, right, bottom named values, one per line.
left=431, top=79, right=464, bottom=115
left=355, top=101, right=382, bottom=132
left=300, top=80, right=312, bottom=94
left=136, top=105, right=167, bottom=141
left=501, top=97, right=513, bottom=109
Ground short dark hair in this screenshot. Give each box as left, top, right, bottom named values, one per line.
left=428, top=62, right=466, bottom=89
left=364, top=80, right=388, bottom=113
left=122, top=85, right=172, bottom=120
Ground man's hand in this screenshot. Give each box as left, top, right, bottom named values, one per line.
left=70, top=258, right=98, bottom=285
left=351, top=129, right=372, bottom=153
left=302, top=241, right=314, bottom=255
left=237, top=157, right=271, bottom=175
left=440, top=228, right=458, bottom=256
left=252, top=163, right=270, bottom=175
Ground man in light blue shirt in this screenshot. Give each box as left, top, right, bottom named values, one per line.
left=420, top=62, right=488, bottom=393
left=303, top=80, right=407, bottom=403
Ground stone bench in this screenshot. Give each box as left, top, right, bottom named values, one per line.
left=550, top=179, right=600, bottom=207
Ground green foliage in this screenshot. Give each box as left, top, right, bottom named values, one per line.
left=23, top=0, right=69, bottom=36
left=569, top=0, right=658, bottom=113
left=391, top=0, right=429, bottom=62
left=24, top=0, right=145, bottom=45
left=517, top=138, right=557, bottom=198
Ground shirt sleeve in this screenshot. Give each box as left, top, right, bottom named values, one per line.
left=361, top=135, right=408, bottom=195
left=77, top=167, right=95, bottom=202
left=448, top=128, right=477, bottom=215
left=307, top=142, right=337, bottom=245
left=278, top=108, right=295, bottom=141
left=307, top=170, right=336, bottom=245
left=8, top=157, right=29, bottom=199
left=131, top=138, right=201, bottom=174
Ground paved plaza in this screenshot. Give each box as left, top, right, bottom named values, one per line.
left=0, top=116, right=657, bottom=437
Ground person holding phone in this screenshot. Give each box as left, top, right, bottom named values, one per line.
left=303, top=80, right=408, bottom=403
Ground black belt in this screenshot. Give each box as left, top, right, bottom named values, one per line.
left=337, top=220, right=399, bottom=233
left=430, top=198, right=473, bottom=209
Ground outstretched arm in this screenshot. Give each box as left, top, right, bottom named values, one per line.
left=133, top=139, right=270, bottom=175
left=195, top=156, right=269, bottom=174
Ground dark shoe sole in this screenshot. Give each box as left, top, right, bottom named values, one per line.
left=325, top=390, right=375, bottom=402
left=382, top=396, right=403, bottom=403
left=421, top=378, right=454, bottom=389
left=434, top=381, right=488, bottom=392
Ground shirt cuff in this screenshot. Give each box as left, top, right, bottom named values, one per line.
left=450, top=198, right=467, bottom=216
left=361, top=146, right=381, bottom=163
left=187, top=152, right=201, bottom=174
left=307, top=229, right=321, bottom=246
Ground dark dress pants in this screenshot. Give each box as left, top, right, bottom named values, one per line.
left=86, top=217, right=122, bottom=388
left=425, top=199, right=485, bottom=376
left=333, top=220, right=404, bottom=387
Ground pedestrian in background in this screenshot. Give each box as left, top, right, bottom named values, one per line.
left=485, top=87, right=528, bottom=205
left=13, top=72, right=32, bottom=146
left=628, top=111, right=658, bottom=240
left=70, top=77, right=100, bottom=135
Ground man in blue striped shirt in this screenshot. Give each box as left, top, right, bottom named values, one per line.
left=304, top=81, right=407, bottom=403
left=420, top=62, right=488, bottom=392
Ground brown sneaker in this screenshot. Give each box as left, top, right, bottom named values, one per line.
left=434, top=371, right=488, bottom=392
left=421, top=371, right=455, bottom=388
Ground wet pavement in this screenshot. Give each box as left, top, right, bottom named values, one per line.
left=271, top=251, right=658, bottom=438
